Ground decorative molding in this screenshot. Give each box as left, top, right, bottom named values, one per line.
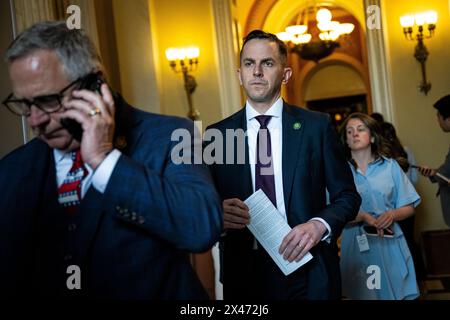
left=364, top=0, right=395, bottom=122
left=211, top=0, right=242, bottom=117
left=244, top=0, right=277, bottom=35
left=8, top=0, right=28, bottom=144
left=13, top=0, right=56, bottom=33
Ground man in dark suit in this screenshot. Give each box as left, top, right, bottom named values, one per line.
left=0, top=21, right=222, bottom=299
left=206, top=30, right=361, bottom=300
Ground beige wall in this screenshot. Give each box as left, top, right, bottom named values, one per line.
left=111, top=0, right=161, bottom=113
left=383, top=0, right=450, bottom=232
left=150, top=0, right=222, bottom=127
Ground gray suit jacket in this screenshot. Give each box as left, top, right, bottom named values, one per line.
left=433, top=148, right=450, bottom=227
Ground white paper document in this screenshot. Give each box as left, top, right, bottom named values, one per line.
left=244, top=189, right=313, bottom=276
left=436, top=172, right=450, bottom=184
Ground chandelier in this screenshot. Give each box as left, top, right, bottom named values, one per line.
left=276, top=6, right=355, bottom=62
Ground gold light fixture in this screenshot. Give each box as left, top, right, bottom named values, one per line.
left=276, top=6, right=354, bottom=62
left=400, top=10, right=437, bottom=95
left=165, top=46, right=200, bottom=120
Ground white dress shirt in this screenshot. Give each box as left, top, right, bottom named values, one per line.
left=245, top=98, right=331, bottom=240
left=54, top=148, right=122, bottom=197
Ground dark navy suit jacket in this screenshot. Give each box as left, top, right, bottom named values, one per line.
left=0, top=96, right=222, bottom=299
left=206, top=102, right=361, bottom=299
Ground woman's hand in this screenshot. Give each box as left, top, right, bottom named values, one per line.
left=361, top=211, right=378, bottom=226
left=375, top=210, right=395, bottom=230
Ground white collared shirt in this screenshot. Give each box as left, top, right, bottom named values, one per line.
left=246, top=98, right=287, bottom=219
left=54, top=148, right=122, bottom=197
left=245, top=98, right=331, bottom=240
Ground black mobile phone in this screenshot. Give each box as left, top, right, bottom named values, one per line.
left=60, top=73, right=104, bottom=141
left=363, top=225, right=395, bottom=238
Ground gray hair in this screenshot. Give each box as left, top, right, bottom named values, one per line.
left=5, top=21, right=103, bottom=81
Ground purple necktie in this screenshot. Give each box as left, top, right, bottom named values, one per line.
left=255, top=115, right=277, bottom=207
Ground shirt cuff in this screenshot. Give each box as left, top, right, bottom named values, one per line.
left=92, top=149, right=122, bottom=194
left=309, top=217, right=332, bottom=243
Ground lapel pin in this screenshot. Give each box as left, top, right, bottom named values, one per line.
left=115, top=136, right=127, bottom=150
left=293, top=122, right=301, bottom=130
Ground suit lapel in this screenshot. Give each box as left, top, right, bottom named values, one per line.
left=112, top=94, right=142, bottom=154
left=282, top=103, right=305, bottom=211
left=37, top=144, right=67, bottom=230
left=231, top=108, right=253, bottom=198
left=41, top=151, right=66, bottom=219
left=72, top=187, right=104, bottom=263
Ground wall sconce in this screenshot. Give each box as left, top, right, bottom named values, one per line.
left=165, top=46, right=200, bottom=120
left=400, top=10, right=437, bottom=95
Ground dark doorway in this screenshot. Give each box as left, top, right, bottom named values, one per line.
left=306, top=94, right=368, bottom=130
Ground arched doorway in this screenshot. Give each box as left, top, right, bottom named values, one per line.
left=303, top=62, right=368, bottom=129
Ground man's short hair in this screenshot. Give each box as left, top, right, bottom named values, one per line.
left=240, top=29, right=288, bottom=65
left=5, top=21, right=103, bottom=81
left=434, top=95, right=450, bottom=120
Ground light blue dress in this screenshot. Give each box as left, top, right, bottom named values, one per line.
left=340, top=157, right=421, bottom=300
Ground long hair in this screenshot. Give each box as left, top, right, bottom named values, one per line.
left=379, top=122, right=409, bottom=172
left=339, top=113, right=393, bottom=168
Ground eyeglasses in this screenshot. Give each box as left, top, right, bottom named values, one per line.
left=2, top=77, right=83, bottom=117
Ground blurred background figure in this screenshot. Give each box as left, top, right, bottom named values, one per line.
left=380, top=122, right=417, bottom=184
left=370, top=112, right=384, bottom=123
left=369, top=113, right=423, bottom=278
left=417, top=95, right=450, bottom=227
left=379, top=121, right=424, bottom=279
left=339, top=113, right=421, bottom=300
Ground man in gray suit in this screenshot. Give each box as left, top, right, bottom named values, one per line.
left=417, top=95, right=450, bottom=227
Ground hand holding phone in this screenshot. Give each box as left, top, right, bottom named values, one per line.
left=61, top=73, right=116, bottom=170
left=60, top=72, right=105, bottom=141
left=412, top=164, right=440, bottom=179
left=363, top=225, right=395, bottom=238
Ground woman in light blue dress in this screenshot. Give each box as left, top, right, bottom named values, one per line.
left=338, top=113, right=421, bottom=300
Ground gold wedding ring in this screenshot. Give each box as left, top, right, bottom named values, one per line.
left=88, top=107, right=101, bottom=117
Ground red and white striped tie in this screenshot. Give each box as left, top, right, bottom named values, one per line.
left=58, top=149, right=87, bottom=214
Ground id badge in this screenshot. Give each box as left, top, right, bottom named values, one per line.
left=356, top=234, right=370, bottom=252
